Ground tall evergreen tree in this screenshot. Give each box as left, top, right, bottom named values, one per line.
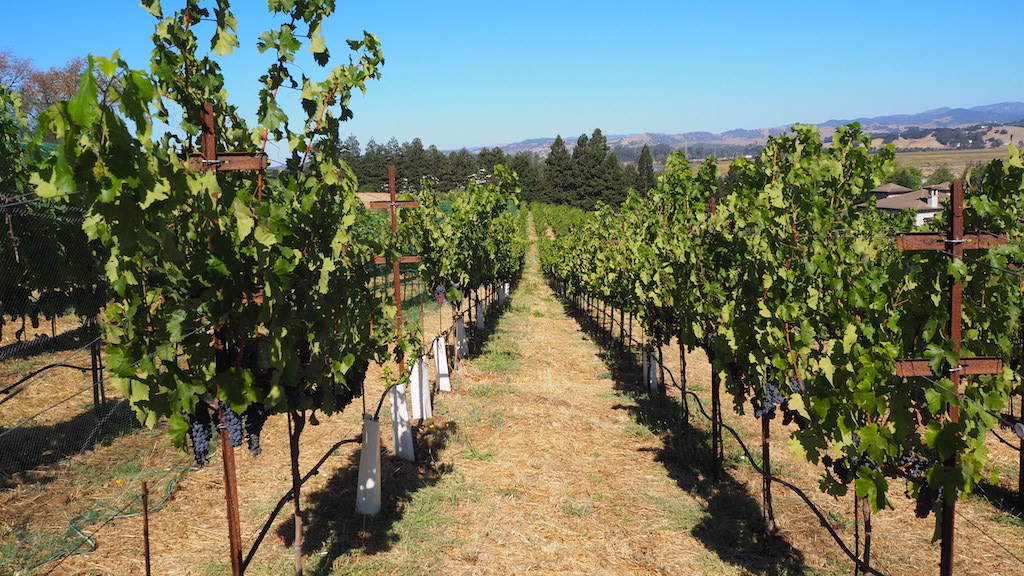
left=622, top=163, right=639, bottom=192
left=544, top=135, right=573, bottom=204
left=572, top=132, right=590, bottom=186
left=571, top=133, right=593, bottom=209
left=588, top=128, right=608, bottom=158
left=442, top=148, right=476, bottom=191
left=509, top=152, right=542, bottom=202
left=397, top=137, right=429, bottom=191
left=425, top=144, right=446, bottom=188
left=599, top=151, right=626, bottom=206
left=360, top=138, right=391, bottom=191
left=478, top=146, right=507, bottom=174
left=341, top=134, right=361, bottom=158
left=571, top=128, right=615, bottom=210
left=637, top=144, right=655, bottom=193
left=338, top=135, right=361, bottom=180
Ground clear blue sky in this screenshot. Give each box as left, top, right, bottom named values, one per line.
left=4, top=1, right=1023, bottom=152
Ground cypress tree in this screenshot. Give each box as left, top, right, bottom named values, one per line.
left=544, top=135, right=573, bottom=205
left=637, top=144, right=655, bottom=193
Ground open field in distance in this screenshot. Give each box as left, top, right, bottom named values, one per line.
left=709, top=147, right=1010, bottom=179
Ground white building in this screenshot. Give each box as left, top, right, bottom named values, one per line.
left=871, top=182, right=949, bottom=226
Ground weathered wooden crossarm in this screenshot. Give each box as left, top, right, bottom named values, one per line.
left=896, top=232, right=1007, bottom=252
left=373, top=255, right=423, bottom=265
left=893, top=356, right=1002, bottom=378
left=184, top=152, right=269, bottom=172
left=369, top=200, right=419, bottom=210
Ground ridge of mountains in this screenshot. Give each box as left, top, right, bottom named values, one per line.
left=483, top=102, right=1024, bottom=156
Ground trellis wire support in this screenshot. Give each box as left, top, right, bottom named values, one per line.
left=370, top=166, right=423, bottom=466
left=893, top=182, right=1005, bottom=576
left=183, top=101, right=269, bottom=576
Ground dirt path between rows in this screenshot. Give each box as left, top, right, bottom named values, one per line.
left=425, top=225, right=718, bottom=576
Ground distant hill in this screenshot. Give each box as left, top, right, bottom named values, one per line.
left=478, top=102, right=1024, bottom=157
left=820, top=102, right=1024, bottom=129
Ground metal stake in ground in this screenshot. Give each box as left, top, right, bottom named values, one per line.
left=185, top=101, right=268, bottom=576
left=894, top=182, right=1005, bottom=576
left=141, top=481, right=151, bottom=576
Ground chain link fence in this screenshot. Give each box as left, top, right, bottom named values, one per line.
left=0, top=197, right=193, bottom=575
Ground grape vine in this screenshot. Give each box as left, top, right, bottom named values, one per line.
left=29, top=0, right=411, bottom=454
left=410, top=165, right=526, bottom=309
left=538, top=124, right=1024, bottom=540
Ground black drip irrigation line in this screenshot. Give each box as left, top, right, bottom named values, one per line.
left=240, top=437, right=360, bottom=573
left=669, top=371, right=889, bottom=576
left=992, top=428, right=1023, bottom=452
left=374, top=381, right=403, bottom=420
left=0, top=322, right=110, bottom=402
left=562, top=287, right=888, bottom=576
left=0, top=362, right=93, bottom=405
left=0, top=323, right=209, bottom=440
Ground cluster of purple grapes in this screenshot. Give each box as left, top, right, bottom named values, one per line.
left=897, top=451, right=933, bottom=481
left=915, top=485, right=942, bottom=519
left=223, top=407, right=244, bottom=447
left=751, top=379, right=809, bottom=428
left=898, top=451, right=941, bottom=518
left=243, top=403, right=268, bottom=457
left=752, top=383, right=787, bottom=419
left=185, top=402, right=270, bottom=466
left=187, top=406, right=213, bottom=467
left=822, top=453, right=879, bottom=484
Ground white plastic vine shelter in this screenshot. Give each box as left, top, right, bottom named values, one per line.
left=434, top=336, right=451, bottom=392
left=388, top=384, right=415, bottom=461
left=355, top=415, right=381, bottom=515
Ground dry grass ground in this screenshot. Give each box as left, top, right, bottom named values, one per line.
left=5, top=220, right=1024, bottom=575
left=562, top=299, right=1024, bottom=573
left=711, top=147, right=1008, bottom=181
left=893, top=148, right=1006, bottom=177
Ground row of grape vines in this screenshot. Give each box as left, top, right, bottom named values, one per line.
left=535, top=125, right=1024, bottom=574
left=2, top=1, right=527, bottom=574
left=1, top=87, right=106, bottom=359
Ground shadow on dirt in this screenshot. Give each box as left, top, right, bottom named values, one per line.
left=974, top=478, right=1024, bottom=518
left=275, top=419, right=457, bottom=575
left=0, top=400, right=138, bottom=490
left=551, top=278, right=811, bottom=575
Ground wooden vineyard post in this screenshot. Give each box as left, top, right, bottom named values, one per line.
left=761, top=403, right=776, bottom=539
left=628, top=310, right=634, bottom=367
left=185, top=101, right=268, bottom=576
left=708, top=197, right=724, bottom=480
left=370, top=165, right=422, bottom=411
left=1016, top=386, right=1024, bottom=508
left=893, top=182, right=1005, bottom=576
left=679, top=326, right=689, bottom=428
left=614, top=303, right=622, bottom=356
left=88, top=317, right=105, bottom=416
